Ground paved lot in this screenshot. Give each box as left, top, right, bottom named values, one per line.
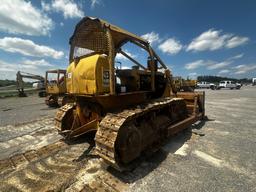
left=0, top=86, right=255, bottom=191
left=0, top=95, right=57, bottom=126
left=129, top=86, right=256, bottom=192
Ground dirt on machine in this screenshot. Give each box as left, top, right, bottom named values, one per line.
left=54, top=17, right=205, bottom=171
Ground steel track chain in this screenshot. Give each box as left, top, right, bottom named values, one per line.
left=95, top=97, right=184, bottom=170
left=54, top=103, right=75, bottom=130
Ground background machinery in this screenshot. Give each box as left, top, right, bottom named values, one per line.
left=252, top=78, right=256, bottom=86
left=16, top=71, right=46, bottom=97
left=55, top=17, right=205, bottom=171
left=45, top=69, right=72, bottom=107
left=173, top=76, right=197, bottom=92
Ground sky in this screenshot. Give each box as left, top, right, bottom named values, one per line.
left=0, top=0, right=255, bottom=80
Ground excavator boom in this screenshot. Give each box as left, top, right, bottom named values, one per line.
left=16, top=71, right=45, bottom=97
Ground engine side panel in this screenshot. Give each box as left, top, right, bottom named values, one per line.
left=66, top=54, right=110, bottom=95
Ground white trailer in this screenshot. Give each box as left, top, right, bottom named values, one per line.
left=252, top=78, right=256, bottom=86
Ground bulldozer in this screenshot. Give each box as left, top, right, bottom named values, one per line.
left=55, top=17, right=205, bottom=171
left=45, top=69, right=73, bottom=107
left=173, top=76, right=197, bottom=92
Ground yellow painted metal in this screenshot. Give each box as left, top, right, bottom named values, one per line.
left=173, top=77, right=197, bottom=91
left=66, top=54, right=110, bottom=95
left=55, top=17, right=206, bottom=170
left=47, top=82, right=66, bottom=94
left=47, top=85, right=60, bottom=94
left=45, top=69, right=67, bottom=94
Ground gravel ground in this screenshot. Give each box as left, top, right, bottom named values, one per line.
left=0, top=94, right=57, bottom=126
left=128, top=85, right=256, bottom=192
left=0, top=86, right=255, bottom=192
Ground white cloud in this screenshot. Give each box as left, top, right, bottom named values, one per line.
left=0, top=67, right=16, bottom=72
left=185, top=59, right=232, bottom=70
left=218, top=69, right=230, bottom=74
left=116, top=50, right=136, bottom=60
left=226, top=36, right=249, bottom=49
left=22, top=59, right=53, bottom=67
left=141, top=32, right=160, bottom=45
left=0, top=58, right=52, bottom=69
left=185, top=60, right=211, bottom=70
left=116, top=53, right=127, bottom=60
left=42, top=0, right=84, bottom=19
left=189, top=72, right=197, bottom=76
left=41, top=1, right=51, bottom=11
left=187, top=29, right=249, bottom=52
left=185, top=53, right=255, bottom=76
left=207, top=61, right=232, bottom=70
left=0, top=0, right=53, bottom=36
left=228, top=53, right=244, bottom=60
left=90, top=0, right=102, bottom=8
left=0, top=58, right=55, bottom=79
left=234, top=65, right=256, bottom=74
left=233, top=65, right=245, bottom=69
left=187, top=29, right=230, bottom=51
left=0, top=37, right=64, bottom=59
left=188, top=72, right=197, bottom=78
left=158, top=38, right=183, bottom=55
left=119, top=66, right=130, bottom=70
left=185, top=51, right=245, bottom=71
left=0, top=60, right=14, bottom=68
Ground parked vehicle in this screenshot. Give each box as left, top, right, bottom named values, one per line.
left=197, top=81, right=216, bottom=90
left=217, top=81, right=241, bottom=89
left=252, top=78, right=256, bottom=86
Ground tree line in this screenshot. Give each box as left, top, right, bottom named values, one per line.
left=0, top=80, right=32, bottom=87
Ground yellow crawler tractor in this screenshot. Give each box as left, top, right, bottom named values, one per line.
left=55, top=17, right=205, bottom=171
left=173, top=76, right=197, bottom=92
left=45, top=69, right=73, bottom=107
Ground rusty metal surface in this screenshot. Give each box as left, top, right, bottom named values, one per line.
left=55, top=91, right=204, bottom=171
left=95, top=91, right=205, bottom=171
left=70, top=17, right=149, bottom=54
left=45, top=95, right=58, bottom=107
left=95, top=97, right=190, bottom=171
left=55, top=103, right=75, bottom=132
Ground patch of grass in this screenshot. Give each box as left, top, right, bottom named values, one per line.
left=0, top=89, right=37, bottom=98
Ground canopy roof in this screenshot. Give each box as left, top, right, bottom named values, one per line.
left=46, top=69, right=66, bottom=73
left=69, top=17, right=167, bottom=70
left=69, top=17, right=149, bottom=53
